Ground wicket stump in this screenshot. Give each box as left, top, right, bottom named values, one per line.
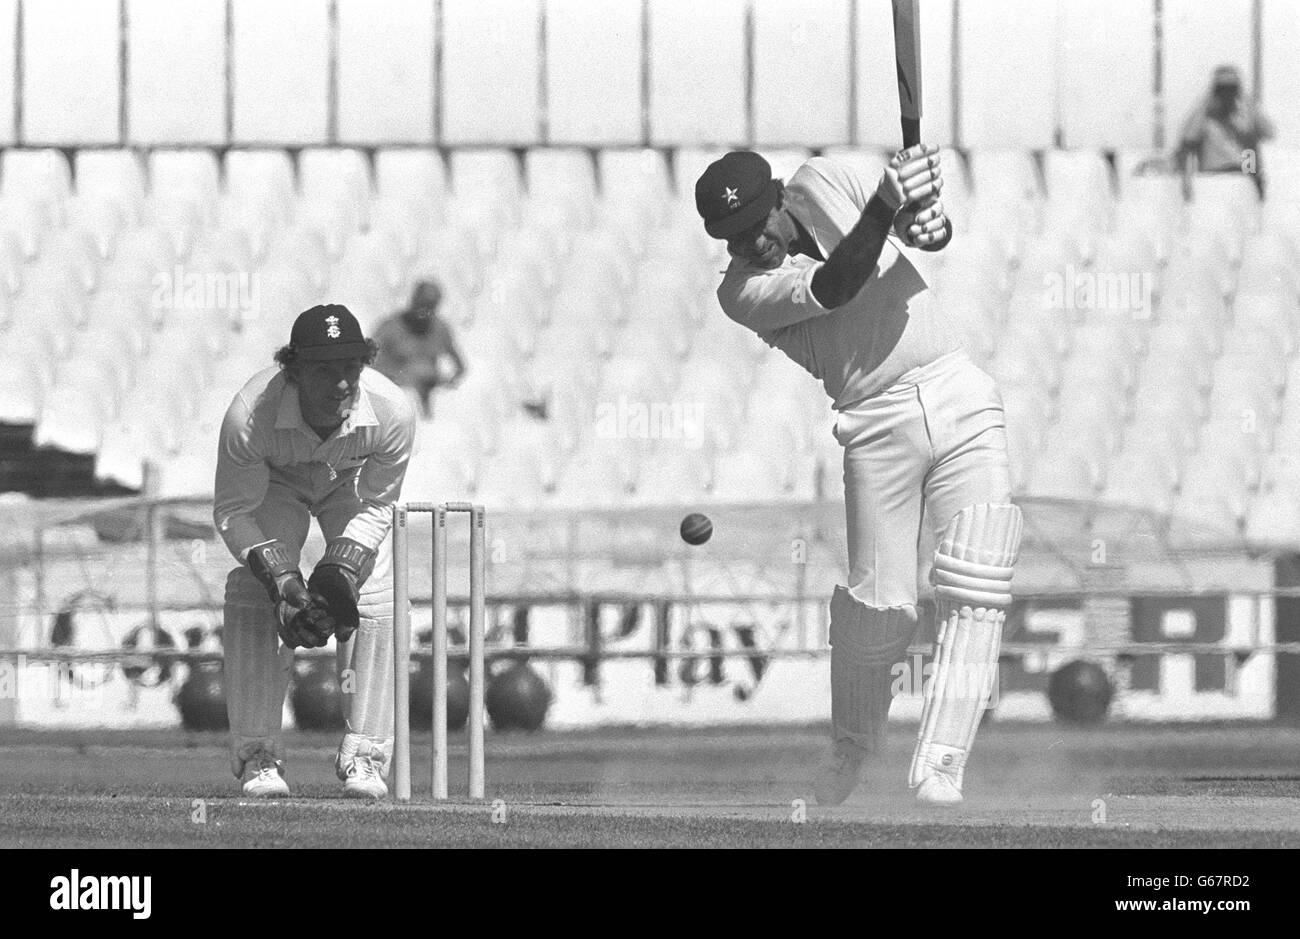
left=392, top=502, right=487, bottom=803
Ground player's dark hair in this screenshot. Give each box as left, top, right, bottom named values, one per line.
left=274, top=339, right=379, bottom=381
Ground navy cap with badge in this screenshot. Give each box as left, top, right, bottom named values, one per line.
left=694, top=151, right=781, bottom=240
left=289, top=304, right=371, bottom=360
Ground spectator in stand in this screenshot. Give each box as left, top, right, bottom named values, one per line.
left=1176, top=64, right=1274, bottom=197
left=372, top=280, right=466, bottom=418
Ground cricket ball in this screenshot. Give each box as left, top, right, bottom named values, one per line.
left=680, top=512, right=713, bottom=546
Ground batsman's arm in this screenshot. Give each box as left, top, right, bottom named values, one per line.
left=718, top=263, right=833, bottom=333
left=810, top=196, right=897, bottom=308
left=812, top=147, right=941, bottom=307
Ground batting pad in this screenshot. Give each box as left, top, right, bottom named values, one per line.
left=333, top=579, right=394, bottom=771
left=909, top=503, right=1023, bottom=791
left=829, top=586, right=918, bottom=753
left=223, top=569, right=295, bottom=777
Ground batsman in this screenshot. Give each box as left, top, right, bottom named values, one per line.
left=213, top=304, right=416, bottom=799
left=695, top=145, right=1021, bottom=806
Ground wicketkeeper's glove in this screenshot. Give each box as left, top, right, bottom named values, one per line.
left=307, top=538, right=376, bottom=644
left=276, top=600, right=336, bottom=649
left=246, top=540, right=311, bottom=608
left=246, top=540, right=334, bottom=648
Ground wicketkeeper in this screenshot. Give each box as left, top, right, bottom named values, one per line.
left=214, top=304, right=416, bottom=799
left=695, top=148, right=1022, bottom=806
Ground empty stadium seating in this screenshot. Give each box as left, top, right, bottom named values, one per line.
left=2, top=142, right=1300, bottom=547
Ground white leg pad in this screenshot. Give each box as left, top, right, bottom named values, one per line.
left=909, top=504, right=1022, bottom=794
left=334, top=578, right=394, bottom=778
left=223, top=569, right=295, bottom=778
left=829, top=586, right=918, bottom=753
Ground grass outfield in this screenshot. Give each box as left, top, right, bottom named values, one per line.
left=1, top=723, right=1297, bottom=848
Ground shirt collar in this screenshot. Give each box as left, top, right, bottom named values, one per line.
left=725, top=243, right=818, bottom=277
left=341, top=383, right=379, bottom=432
left=274, top=376, right=379, bottom=435
left=275, top=381, right=306, bottom=431
left=782, top=187, right=831, bottom=260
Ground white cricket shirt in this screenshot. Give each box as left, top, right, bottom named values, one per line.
left=715, top=156, right=959, bottom=409
left=213, top=366, right=417, bottom=560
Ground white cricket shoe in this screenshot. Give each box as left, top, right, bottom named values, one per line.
left=813, top=739, right=868, bottom=806
left=241, top=752, right=290, bottom=798
left=341, top=756, right=388, bottom=801
left=915, top=773, right=963, bottom=806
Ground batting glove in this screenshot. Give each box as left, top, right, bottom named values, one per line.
left=877, top=144, right=943, bottom=211
left=894, top=196, right=952, bottom=249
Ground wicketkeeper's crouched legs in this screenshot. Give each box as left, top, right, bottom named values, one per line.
left=910, top=503, right=1022, bottom=804
left=223, top=569, right=296, bottom=776
left=333, top=559, right=395, bottom=780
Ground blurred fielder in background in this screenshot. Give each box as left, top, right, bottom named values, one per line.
left=213, top=305, right=416, bottom=799
left=1176, top=64, right=1274, bottom=197
left=696, top=146, right=1022, bottom=806
left=373, top=279, right=467, bottom=419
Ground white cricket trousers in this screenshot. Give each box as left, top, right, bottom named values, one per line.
left=835, top=350, right=1013, bottom=607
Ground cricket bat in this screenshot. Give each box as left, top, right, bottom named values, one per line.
left=892, top=0, right=923, bottom=149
